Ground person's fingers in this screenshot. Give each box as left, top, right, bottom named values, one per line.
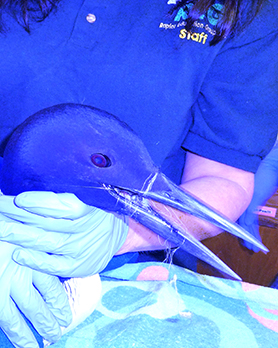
left=13, top=249, right=77, bottom=277
left=15, top=192, right=93, bottom=219
left=33, top=271, right=72, bottom=328
left=0, top=224, right=73, bottom=251
left=0, top=193, right=95, bottom=231
left=0, top=209, right=98, bottom=233
left=241, top=225, right=262, bottom=252
left=0, top=297, right=40, bottom=348
left=0, top=195, right=39, bottom=221
left=238, top=212, right=262, bottom=252
left=10, top=269, right=62, bottom=343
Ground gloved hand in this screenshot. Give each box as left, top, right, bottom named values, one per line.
left=238, top=209, right=262, bottom=252
left=239, top=142, right=278, bottom=252
left=0, top=192, right=129, bottom=278
left=0, top=239, right=72, bottom=348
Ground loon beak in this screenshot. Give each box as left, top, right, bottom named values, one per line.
left=105, top=171, right=268, bottom=281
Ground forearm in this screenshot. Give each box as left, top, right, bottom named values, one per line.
left=116, top=218, right=173, bottom=254
left=175, top=176, right=252, bottom=239
left=116, top=153, right=254, bottom=254
left=116, top=178, right=251, bottom=254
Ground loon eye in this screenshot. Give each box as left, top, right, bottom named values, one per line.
left=90, top=153, right=111, bottom=168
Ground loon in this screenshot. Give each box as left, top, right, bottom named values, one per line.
left=0, top=103, right=268, bottom=280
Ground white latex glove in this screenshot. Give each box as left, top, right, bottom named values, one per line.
left=0, top=192, right=129, bottom=278
left=0, top=240, right=72, bottom=348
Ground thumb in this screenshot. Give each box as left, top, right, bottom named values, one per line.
left=15, top=192, right=93, bottom=219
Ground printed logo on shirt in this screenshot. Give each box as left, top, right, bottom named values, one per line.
left=159, top=1, right=224, bottom=45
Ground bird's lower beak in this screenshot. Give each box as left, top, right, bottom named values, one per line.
left=107, top=171, right=268, bottom=281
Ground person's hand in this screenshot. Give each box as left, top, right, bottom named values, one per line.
left=0, top=192, right=129, bottom=277
left=0, top=240, right=72, bottom=348
left=238, top=142, right=278, bottom=252
left=238, top=209, right=262, bottom=252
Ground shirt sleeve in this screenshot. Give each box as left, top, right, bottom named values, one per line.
left=182, top=7, right=278, bottom=173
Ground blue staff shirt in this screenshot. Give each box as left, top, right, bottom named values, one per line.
left=0, top=0, right=277, bottom=183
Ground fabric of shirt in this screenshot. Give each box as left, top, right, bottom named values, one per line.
left=0, top=0, right=277, bottom=183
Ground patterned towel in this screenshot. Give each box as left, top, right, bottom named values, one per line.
left=50, top=262, right=278, bottom=348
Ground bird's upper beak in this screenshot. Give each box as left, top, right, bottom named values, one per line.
left=105, top=171, right=268, bottom=281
